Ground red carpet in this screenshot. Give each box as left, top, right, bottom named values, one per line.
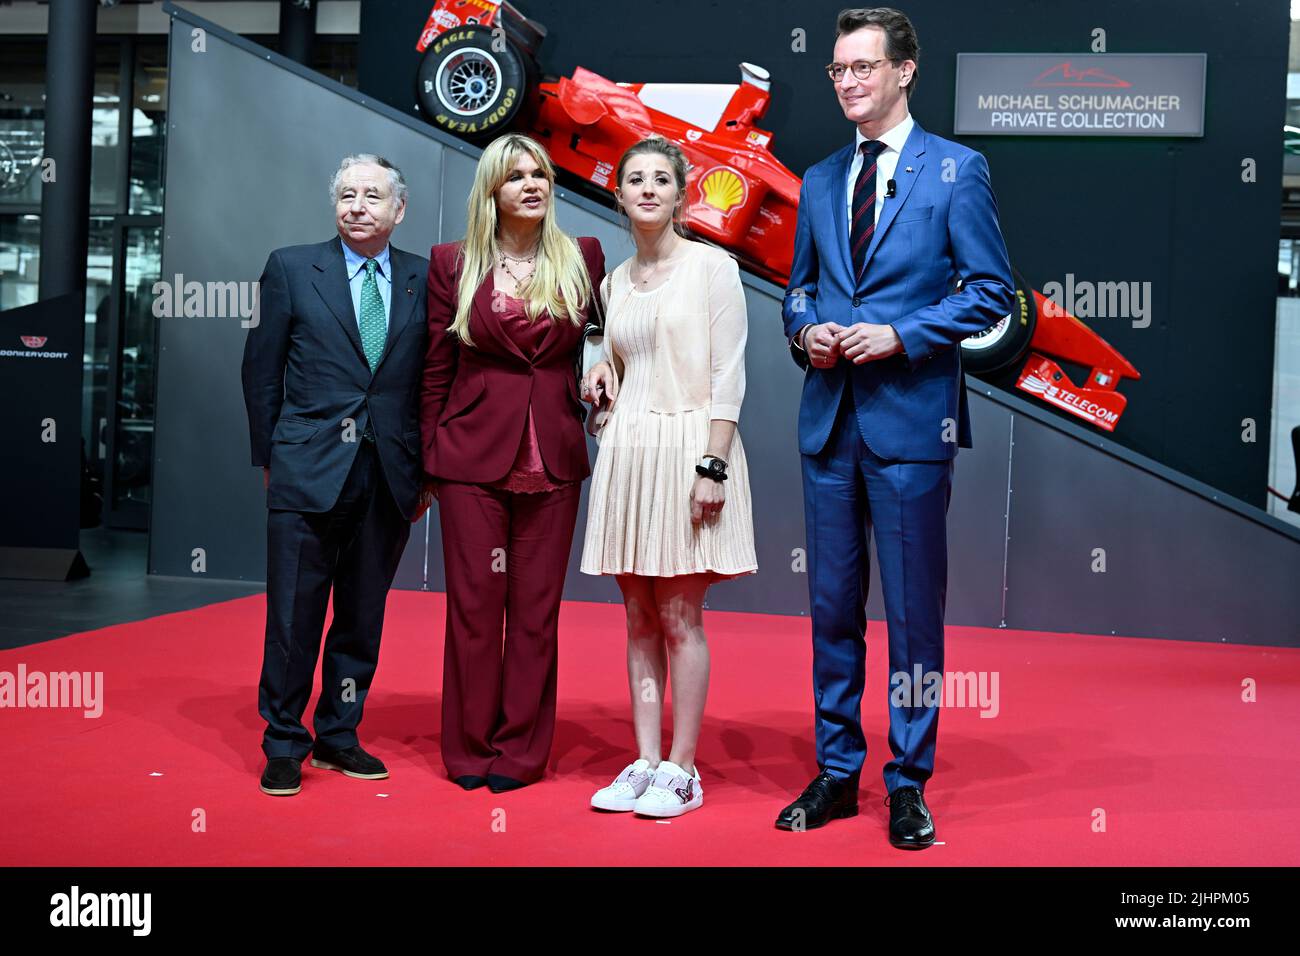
left=1, top=591, right=1297, bottom=866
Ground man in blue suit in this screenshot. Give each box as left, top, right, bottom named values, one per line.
left=242, top=154, right=430, bottom=796
left=775, top=8, right=1014, bottom=847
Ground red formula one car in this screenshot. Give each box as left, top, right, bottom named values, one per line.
left=414, top=0, right=1140, bottom=431
left=416, top=0, right=798, bottom=283
left=963, top=271, right=1140, bottom=432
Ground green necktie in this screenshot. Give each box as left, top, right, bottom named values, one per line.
left=359, top=258, right=387, bottom=373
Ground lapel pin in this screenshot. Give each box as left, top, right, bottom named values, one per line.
left=905, top=166, right=913, bottom=173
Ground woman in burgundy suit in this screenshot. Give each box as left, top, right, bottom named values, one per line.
left=420, top=133, right=605, bottom=793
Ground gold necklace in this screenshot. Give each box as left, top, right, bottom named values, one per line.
left=498, top=242, right=538, bottom=291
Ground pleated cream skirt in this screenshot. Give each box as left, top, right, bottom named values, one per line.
left=580, top=403, right=758, bottom=578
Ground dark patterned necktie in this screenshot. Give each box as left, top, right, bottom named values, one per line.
left=850, top=140, right=887, bottom=280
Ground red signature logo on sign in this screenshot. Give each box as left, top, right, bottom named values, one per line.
left=1032, top=62, right=1131, bottom=89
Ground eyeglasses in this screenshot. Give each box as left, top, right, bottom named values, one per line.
left=825, top=58, right=895, bottom=83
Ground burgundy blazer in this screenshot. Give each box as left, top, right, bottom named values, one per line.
left=420, top=236, right=605, bottom=484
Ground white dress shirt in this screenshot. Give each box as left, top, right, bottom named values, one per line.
left=845, top=111, right=914, bottom=229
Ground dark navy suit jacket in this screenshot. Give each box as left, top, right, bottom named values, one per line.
left=781, top=121, right=1015, bottom=461
left=241, top=235, right=429, bottom=518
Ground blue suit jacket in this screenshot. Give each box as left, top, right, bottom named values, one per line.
left=781, top=120, right=1015, bottom=461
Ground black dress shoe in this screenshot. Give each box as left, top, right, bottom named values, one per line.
left=486, top=774, right=528, bottom=793
left=309, top=743, right=389, bottom=780
left=886, top=786, right=935, bottom=849
left=775, top=770, right=859, bottom=830
left=453, top=775, right=488, bottom=790
left=260, top=757, right=302, bottom=796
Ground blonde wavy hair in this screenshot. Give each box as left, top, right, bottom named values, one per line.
left=451, top=133, right=592, bottom=345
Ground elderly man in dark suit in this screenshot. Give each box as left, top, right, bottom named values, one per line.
left=242, top=154, right=430, bottom=796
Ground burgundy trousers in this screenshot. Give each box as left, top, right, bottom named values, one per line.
left=437, top=479, right=582, bottom=783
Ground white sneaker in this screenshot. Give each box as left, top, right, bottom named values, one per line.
left=632, top=760, right=703, bottom=818
left=591, top=758, right=655, bottom=811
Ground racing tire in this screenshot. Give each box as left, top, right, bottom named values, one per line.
left=416, top=26, right=529, bottom=142
left=961, top=267, right=1037, bottom=376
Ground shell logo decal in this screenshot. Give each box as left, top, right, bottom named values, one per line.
left=699, top=166, right=748, bottom=215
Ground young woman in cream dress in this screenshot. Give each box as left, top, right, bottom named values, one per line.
left=581, top=136, right=757, bottom=818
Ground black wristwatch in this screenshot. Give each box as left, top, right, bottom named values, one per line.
left=695, top=455, right=728, bottom=482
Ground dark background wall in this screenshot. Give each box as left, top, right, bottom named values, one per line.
left=358, top=0, right=1290, bottom=507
